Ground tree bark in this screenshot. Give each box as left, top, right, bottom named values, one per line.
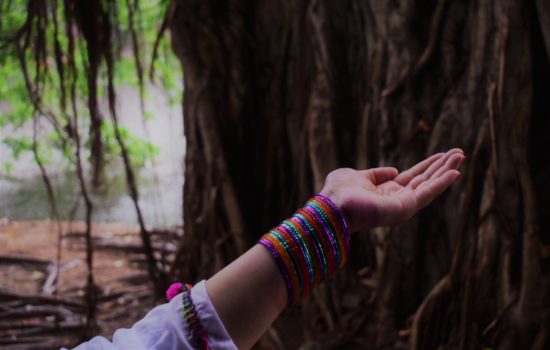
left=170, top=0, right=550, bottom=348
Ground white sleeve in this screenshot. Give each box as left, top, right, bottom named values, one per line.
left=70, top=280, right=237, bottom=350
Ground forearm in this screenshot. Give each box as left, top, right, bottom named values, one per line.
left=206, top=244, right=288, bottom=349
left=206, top=194, right=351, bottom=349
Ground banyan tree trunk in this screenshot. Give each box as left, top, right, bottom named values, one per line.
left=169, top=0, right=550, bottom=348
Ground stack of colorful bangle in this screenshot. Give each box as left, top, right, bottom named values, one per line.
left=259, top=194, right=350, bottom=304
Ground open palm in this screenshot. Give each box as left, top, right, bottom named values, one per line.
left=320, top=149, right=465, bottom=233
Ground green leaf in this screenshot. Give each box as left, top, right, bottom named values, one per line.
left=3, top=136, right=33, bottom=159
left=3, top=161, right=14, bottom=174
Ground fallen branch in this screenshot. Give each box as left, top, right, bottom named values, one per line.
left=0, top=336, right=66, bottom=348
left=0, top=288, right=84, bottom=309
left=0, top=304, right=74, bottom=322
left=0, top=255, right=51, bottom=269
left=0, top=319, right=85, bottom=339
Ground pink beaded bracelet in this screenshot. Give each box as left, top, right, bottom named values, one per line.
left=166, top=282, right=209, bottom=349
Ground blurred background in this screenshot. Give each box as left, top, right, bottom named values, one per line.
left=1, top=0, right=549, bottom=349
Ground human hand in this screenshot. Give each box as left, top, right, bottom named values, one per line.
left=319, top=149, right=465, bottom=233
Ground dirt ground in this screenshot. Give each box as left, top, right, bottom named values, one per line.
left=0, top=219, right=164, bottom=349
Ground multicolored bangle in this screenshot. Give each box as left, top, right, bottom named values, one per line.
left=166, top=282, right=209, bottom=349
left=258, top=194, right=350, bottom=304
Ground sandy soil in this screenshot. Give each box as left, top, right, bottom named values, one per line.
left=0, top=220, right=147, bottom=293
left=0, top=219, right=160, bottom=349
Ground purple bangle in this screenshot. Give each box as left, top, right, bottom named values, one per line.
left=303, top=205, right=340, bottom=271
left=307, top=201, right=342, bottom=257
left=291, top=214, right=327, bottom=282
left=315, top=194, right=350, bottom=250
left=280, top=221, right=315, bottom=285
left=309, top=202, right=344, bottom=267
left=269, top=229, right=305, bottom=294
left=259, top=237, right=295, bottom=304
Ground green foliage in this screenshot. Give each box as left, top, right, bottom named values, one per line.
left=3, top=161, right=14, bottom=174
left=2, top=134, right=54, bottom=171
left=0, top=0, right=181, bottom=176
left=3, top=136, right=33, bottom=159
left=101, top=121, right=160, bottom=168
left=0, top=57, right=34, bottom=129
left=0, top=0, right=27, bottom=38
